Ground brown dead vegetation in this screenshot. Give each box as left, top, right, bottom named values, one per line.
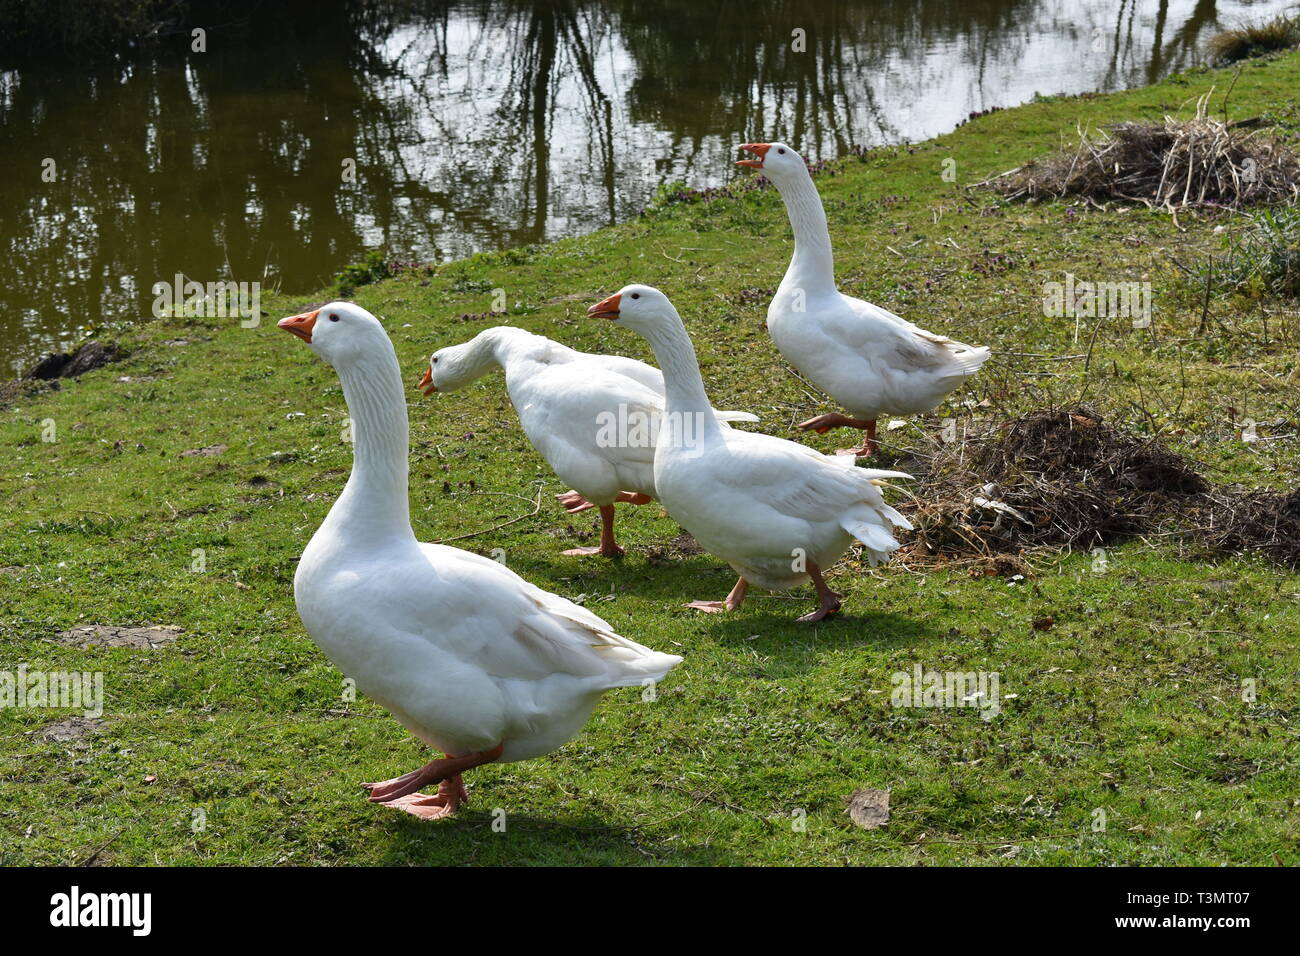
left=899, top=406, right=1298, bottom=568
left=982, top=92, right=1300, bottom=211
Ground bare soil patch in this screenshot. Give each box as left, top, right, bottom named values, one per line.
left=56, top=625, right=182, bottom=649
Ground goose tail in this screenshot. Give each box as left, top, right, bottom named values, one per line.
left=837, top=460, right=913, bottom=563
left=600, top=648, right=683, bottom=688
left=840, top=516, right=904, bottom=566
left=951, top=344, right=992, bottom=376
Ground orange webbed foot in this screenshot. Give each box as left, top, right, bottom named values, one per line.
left=615, top=491, right=653, bottom=505
left=364, top=745, right=503, bottom=805
left=797, top=413, right=844, bottom=433
left=685, top=600, right=730, bottom=613
left=795, top=603, right=842, bottom=624
left=685, top=578, right=747, bottom=614
left=800, top=563, right=842, bottom=624
left=374, top=776, right=469, bottom=820
left=556, top=490, right=596, bottom=514
left=562, top=544, right=625, bottom=558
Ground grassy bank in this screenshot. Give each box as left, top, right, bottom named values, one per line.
left=2, top=50, right=1298, bottom=866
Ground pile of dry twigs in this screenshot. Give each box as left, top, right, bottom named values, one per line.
left=897, top=406, right=1299, bottom=568
left=980, top=91, right=1300, bottom=211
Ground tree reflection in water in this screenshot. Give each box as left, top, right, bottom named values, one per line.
left=4, top=0, right=1280, bottom=370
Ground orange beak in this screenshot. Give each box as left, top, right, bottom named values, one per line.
left=736, top=143, right=771, bottom=168
left=588, top=293, right=621, bottom=319
left=278, top=309, right=319, bottom=343
left=417, top=366, right=436, bottom=395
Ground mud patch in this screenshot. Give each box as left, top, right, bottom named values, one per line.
left=846, top=788, right=891, bottom=829
left=735, top=287, right=775, bottom=306
left=57, top=625, right=182, bottom=649
left=25, top=340, right=121, bottom=380
left=39, top=716, right=105, bottom=743
left=645, top=532, right=703, bottom=566
left=182, top=444, right=227, bottom=457
left=966, top=555, right=1034, bottom=579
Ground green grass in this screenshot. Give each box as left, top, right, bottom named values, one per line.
left=2, top=52, right=1299, bottom=866
left=1202, top=205, right=1300, bottom=300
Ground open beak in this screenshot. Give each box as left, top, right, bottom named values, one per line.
left=736, top=143, right=771, bottom=168
left=416, top=366, right=436, bottom=395
left=278, top=309, right=319, bottom=343
left=587, top=293, right=621, bottom=320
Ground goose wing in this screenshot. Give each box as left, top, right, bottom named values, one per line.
left=419, top=544, right=680, bottom=687
left=710, top=430, right=910, bottom=526
left=515, top=365, right=663, bottom=478
left=839, top=296, right=991, bottom=377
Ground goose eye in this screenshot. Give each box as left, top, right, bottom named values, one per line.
left=778, top=148, right=786, bottom=154
left=432, top=357, right=438, bottom=364
left=329, top=314, right=340, bottom=322
left=631, top=293, right=640, bottom=299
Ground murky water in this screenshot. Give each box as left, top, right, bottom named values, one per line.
left=0, top=0, right=1290, bottom=372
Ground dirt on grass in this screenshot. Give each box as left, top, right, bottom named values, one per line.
left=56, top=625, right=183, bottom=649
left=39, top=716, right=105, bottom=743
left=645, top=532, right=704, bottom=566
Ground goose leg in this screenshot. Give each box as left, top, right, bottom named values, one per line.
left=562, top=504, right=625, bottom=557
left=798, top=412, right=878, bottom=456
left=364, top=744, right=504, bottom=815
left=797, top=411, right=871, bottom=435
left=796, top=560, right=842, bottom=623
left=837, top=419, right=878, bottom=458
left=686, top=576, right=748, bottom=613
left=615, top=491, right=653, bottom=505
left=558, top=490, right=649, bottom=513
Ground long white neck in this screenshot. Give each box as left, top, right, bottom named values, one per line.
left=482, top=326, right=551, bottom=368
left=460, top=326, right=549, bottom=380
left=774, top=169, right=836, bottom=296
left=634, top=308, right=723, bottom=450
left=324, top=344, right=413, bottom=547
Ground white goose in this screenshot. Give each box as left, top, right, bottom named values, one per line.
left=417, top=326, right=757, bottom=557
left=737, top=142, right=991, bottom=456
left=589, top=285, right=912, bottom=623
left=278, top=302, right=681, bottom=820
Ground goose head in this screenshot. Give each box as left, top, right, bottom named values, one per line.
left=588, top=284, right=677, bottom=336
left=736, top=141, right=806, bottom=182
left=417, top=329, right=505, bottom=396
left=277, top=301, right=391, bottom=369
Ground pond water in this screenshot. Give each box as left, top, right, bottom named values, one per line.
left=0, top=0, right=1291, bottom=372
